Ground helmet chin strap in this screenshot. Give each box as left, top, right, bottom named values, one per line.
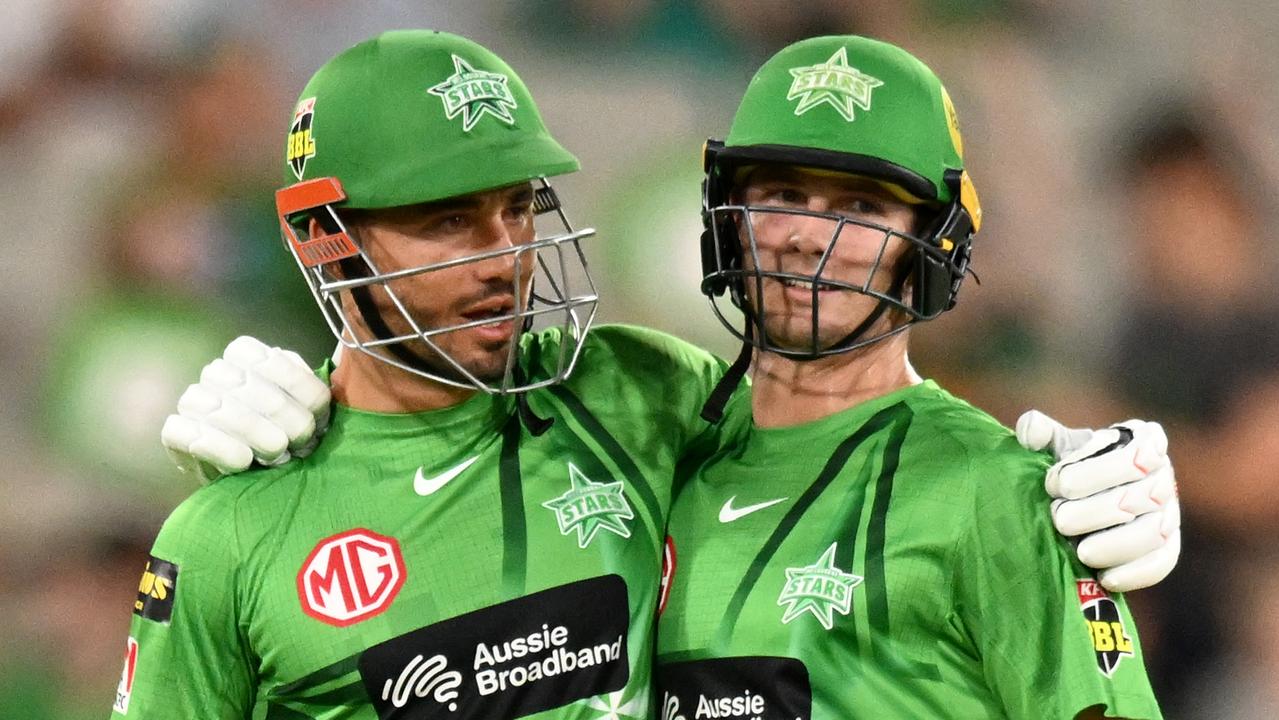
left=339, top=257, right=442, bottom=373
left=700, top=321, right=754, bottom=423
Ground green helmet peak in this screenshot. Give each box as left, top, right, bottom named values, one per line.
left=283, top=30, right=579, bottom=209
left=724, top=35, right=972, bottom=211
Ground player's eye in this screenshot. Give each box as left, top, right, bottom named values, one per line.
left=750, top=184, right=807, bottom=207
left=839, top=198, right=885, bottom=218
left=431, top=214, right=468, bottom=233
left=503, top=203, right=533, bottom=223
left=777, top=188, right=806, bottom=205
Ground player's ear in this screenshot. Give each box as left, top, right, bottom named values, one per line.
left=910, top=206, right=930, bottom=237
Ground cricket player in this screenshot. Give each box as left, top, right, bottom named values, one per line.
left=653, top=36, right=1164, bottom=718
left=137, top=30, right=1177, bottom=720
left=113, top=30, right=747, bottom=719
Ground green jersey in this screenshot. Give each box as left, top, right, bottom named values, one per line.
left=111, top=325, right=742, bottom=720
left=655, top=381, right=1162, bottom=720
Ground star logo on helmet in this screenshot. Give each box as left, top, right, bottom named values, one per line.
left=542, top=463, right=634, bottom=549
left=786, top=47, right=884, bottom=122
left=777, top=542, right=862, bottom=629
left=428, top=54, right=519, bottom=132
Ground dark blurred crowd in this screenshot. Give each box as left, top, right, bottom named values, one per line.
left=4, top=1, right=1276, bottom=718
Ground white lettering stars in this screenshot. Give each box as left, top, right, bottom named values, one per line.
left=787, top=46, right=883, bottom=122
left=777, top=542, right=863, bottom=630
left=428, top=54, right=519, bottom=131
left=542, top=464, right=635, bottom=548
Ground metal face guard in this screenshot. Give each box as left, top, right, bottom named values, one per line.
left=277, top=176, right=599, bottom=393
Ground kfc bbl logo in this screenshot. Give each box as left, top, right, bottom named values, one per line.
left=287, top=97, right=317, bottom=180
left=1077, top=579, right=1134, bottom=676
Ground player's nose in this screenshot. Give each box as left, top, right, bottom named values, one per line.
left=784, top=214, right=839, bottom=256
left=473, top=214, right=519, bottom=283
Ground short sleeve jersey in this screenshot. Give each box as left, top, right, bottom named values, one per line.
left=655, top=381, right=1163, bottom=720
left=111, top=325, right=746, bottom=720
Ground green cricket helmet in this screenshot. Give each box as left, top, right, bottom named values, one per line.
left=274, top=30, right=597, bottom=400
left=700, top=35, right=981, bottom=361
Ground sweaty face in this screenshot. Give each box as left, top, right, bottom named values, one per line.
left=337, top=183, right=538, bottom=384
left=735, top=165, right=918, bottom=353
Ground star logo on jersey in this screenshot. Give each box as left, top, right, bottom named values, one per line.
left=585, top=686, right=647, bottom=719
left=787, top=46, right=883, bottom=122
left=777, top=542, right=862, bottom=630
left=542, top=463, right=634, bottom=549
left=428, top=54, right=519, bottom=132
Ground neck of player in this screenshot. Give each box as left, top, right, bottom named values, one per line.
left=331, top=345, right=478, bottom=413
left=749, top=331, right=920, bottom=428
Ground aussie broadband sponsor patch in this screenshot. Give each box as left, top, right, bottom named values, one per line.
left=657, top=656, right=811, bottom=720
left=359, top=574, right=629, bottom=718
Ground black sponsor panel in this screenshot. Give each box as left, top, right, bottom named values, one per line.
left=657, top=656, right=811, bottom=720
left=359, top=574, right=629, bottom=719
left=134, top=555, right=178, bottom=624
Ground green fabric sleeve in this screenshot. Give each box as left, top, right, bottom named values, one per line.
left=110, top=484, right=257, bottom=718
left=954, top=436, right=1163, bottom=720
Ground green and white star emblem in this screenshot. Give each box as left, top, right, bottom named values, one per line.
left=428, top=54, right=519, bottom=132
left=542, top=463, right=634, bottom=548
left=786, top=46, right=883, bottom=122
left=585, top=687, right=648, bottom=720
left=777, top=542, right=863, bottom=629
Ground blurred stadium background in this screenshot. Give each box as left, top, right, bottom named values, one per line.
left=3, top=1, right=1277, bottom=717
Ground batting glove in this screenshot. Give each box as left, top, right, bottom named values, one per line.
left=1016, top=410, right=1180, bottom=593
left=161, top=336, right=331, bottom=484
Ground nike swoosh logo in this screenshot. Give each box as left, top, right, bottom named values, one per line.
left=414, top=456, right=480, bottom=496
left=718, top=495, right=788, bottom=523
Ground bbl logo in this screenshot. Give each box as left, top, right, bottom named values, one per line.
left=777, top=542, right=862, bottom=630
left=542, top=463, right=634, bottom=548
left=1077, top=579, right=1134, bottom=676
left=786, top=46, right=884, bottom=122
left=287, top=96, right=317, bottom=180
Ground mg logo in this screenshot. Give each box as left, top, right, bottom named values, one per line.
left=297, top=528, right=406, bottom=627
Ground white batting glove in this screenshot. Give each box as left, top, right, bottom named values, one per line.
left=161, top=336, right=331, bottom=484
left=1016, top=410, right=1180, bottom=593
